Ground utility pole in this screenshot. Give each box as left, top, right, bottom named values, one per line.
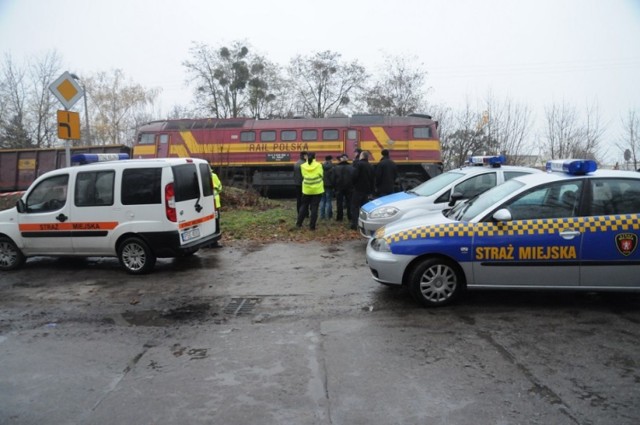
left=70, top=73, right=91, bottom=145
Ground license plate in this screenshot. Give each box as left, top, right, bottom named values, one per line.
left=181, top=227, right=200, bottom=242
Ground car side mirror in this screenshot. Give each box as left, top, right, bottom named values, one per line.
left=448, top=191, right=464, bottom=207
left=16, top=199, right=26, bottom=213
left=493, top=208, right=512, bottom=222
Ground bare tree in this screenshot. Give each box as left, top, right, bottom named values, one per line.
left=483, top=93, right=535, bottom=165
left=183, top=41, right=278, bottom=118
left=442, top=100, right=490, bottom=169
left=543, top=101, right=603, bottom=161
left=364, top=54, right=430, bottom=116
left=28, top=51, right=63, bottom=148
left=87, top=69, right=159, bottom=146
left=617, top=109, right=640, bottom=170
left=287, top=51, right=366, bottom=117
left=0, top=54, right=30, bottom=148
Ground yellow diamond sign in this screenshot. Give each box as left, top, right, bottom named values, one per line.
left=49, top=71, right=84, bottom=110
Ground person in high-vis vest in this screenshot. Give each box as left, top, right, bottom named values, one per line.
left=295, top=152, right=324, bottom=230
left=210, top=170, right=222, bottom=247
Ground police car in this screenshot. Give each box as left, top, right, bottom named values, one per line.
left=366, top=159, right=640, bottom=307
left=358, top=156, right=541, bottom=238
left=0, top=155, right=220, bottom=274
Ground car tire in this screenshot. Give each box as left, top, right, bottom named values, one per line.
left=117, top=237, right=156, bottom=274
left=0, top=236, right=26, bottom=271
left=407, top=257, right=463, bottom=307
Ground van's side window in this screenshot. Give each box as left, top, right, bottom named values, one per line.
left=25, top=174, right=69, bottom=213
left=122, top=168, right=162, bottom=205
left=172, top=164, right=200, bottom=202
left=75, top=170, right=115, bottom=207
left=199, top=164, right=214, bottom=197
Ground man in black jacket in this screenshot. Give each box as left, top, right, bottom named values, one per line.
left=375, top=149, right=398, bottom=197
left=334, top=154, right=353, bottom=222
left=350, top=151, right=375, bottom=230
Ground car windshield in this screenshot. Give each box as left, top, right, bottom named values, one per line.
left=447, top=179, right=525, bottom=221
left=409, top=171, right=465, bottom=196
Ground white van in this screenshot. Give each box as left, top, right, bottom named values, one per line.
left=0, top=155, right=220, bottom=274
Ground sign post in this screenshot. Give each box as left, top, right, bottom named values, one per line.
left=49, top=71, right=85, bottom=166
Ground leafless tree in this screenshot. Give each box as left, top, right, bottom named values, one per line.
left=0, top=54, right=30, bottom=148
left=442, top=100, right=490, bottom=169
left=483, top=93, right=535, bottom=165
left=543, top=101, right=603, bottom=161
left=86, top=69, right=159, bottom=146
left=28, top=51, right=63, bottom=147
left=617, top=109, right=640, bottom=170
left=364, top=54, right=430, bottom=116
left=287, top=51, right=367, bottom=117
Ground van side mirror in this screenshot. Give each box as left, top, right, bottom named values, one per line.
left=16, top=199, right=26, bottom=213
left=448, top=191, right=464, bottom=207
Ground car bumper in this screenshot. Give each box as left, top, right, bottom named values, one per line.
left=365, top=240, right=415, bottom=285
left=358, top=217, right=392, bottom=238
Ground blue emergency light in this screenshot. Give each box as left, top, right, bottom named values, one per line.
left=545, top=159, right=597, bottom=175
left=467, top=155, right=505, bottom=167
left=71, top=153, right=130, bottom=165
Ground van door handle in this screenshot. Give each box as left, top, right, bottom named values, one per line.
left=56, top=213, right=68, bottom=222
left=559, top=229, right=580, bottom=239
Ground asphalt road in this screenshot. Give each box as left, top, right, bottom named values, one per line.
left=1, top=240, right=639, bottom=425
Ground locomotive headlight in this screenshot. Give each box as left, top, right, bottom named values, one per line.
left=370, top=206, right=400, bottom=219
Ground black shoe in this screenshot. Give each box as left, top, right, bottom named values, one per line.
left=350, top=225, right=357, bottom=230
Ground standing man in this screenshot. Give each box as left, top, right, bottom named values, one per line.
left=350, top=151, right=375, bottom=230
left=375, top=149, right=398, bottom=197
left=319, top=155, right=335, bottom=220
left=293, top=151, right=308, bottom=217
left=296, top=152, right=324, bottom=230
left=210, top=169, right=222, bottom=248
left=334, top=154, right=353, bottom=222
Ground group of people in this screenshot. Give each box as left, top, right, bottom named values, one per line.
left=294, top=148, right=398, bottom=231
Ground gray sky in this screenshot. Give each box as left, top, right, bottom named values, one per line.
left=1, top=0, right=639, bottom=162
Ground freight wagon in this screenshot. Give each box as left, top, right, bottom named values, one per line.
left=0, top=145, right=130, bottom=192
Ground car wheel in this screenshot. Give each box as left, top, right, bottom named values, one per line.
left=0, top=236, right=26, bottom=271
left=117, top=237, right=156, bottom=274
left=408, top=257, right=463, bottom=307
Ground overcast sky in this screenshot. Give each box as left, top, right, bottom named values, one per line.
left=1, top=0, right=639, bottom=162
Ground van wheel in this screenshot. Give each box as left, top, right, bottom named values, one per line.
left=407, top=257, right=463, bottom=307
left=118, top=237, right=156, bottom=274
left=0, top=237, right=26, bottom=271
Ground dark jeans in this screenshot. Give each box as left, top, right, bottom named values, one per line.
left=297, top=194, right=322, bottom=229
left=335, top=188, right=352, bottom=221
left=350, top=191, right=369, bottom=228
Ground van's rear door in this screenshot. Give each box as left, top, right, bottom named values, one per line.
left=172, top=162, right=216, bottom=245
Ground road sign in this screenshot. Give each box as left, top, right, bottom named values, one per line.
left=57, top=110, right=81, bottom=140
left=49, top=71, right=84, bottom=110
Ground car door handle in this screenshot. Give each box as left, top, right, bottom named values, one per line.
left=559, top=229, right=580, bottom=239
left=56, top=213, right=68, bottom=222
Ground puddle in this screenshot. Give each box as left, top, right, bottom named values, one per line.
left=118, top=303, right=212, bottom=326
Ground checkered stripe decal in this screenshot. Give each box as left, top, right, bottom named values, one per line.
left=386, top=215, right=640, bottom=244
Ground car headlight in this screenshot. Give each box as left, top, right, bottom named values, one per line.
left=369, top=206, right=400, bottom=219
left=371, top=238, right=391, bottom=252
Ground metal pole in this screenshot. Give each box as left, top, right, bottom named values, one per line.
left=70, top=73, right=91, bottom=145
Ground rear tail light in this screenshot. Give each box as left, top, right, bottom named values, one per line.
left=165, top=183, right=177, bottom=222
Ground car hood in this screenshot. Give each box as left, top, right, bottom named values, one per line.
left=375, top=210, right=453, bottom=238
left=362, top=191, right=448, bottom=214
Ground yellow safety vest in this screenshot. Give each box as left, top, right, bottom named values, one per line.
left=211, top=172, right=222, bottom=208
left=301, top=160, right=324, bottom=195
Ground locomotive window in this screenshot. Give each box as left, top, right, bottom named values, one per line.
left=260, top=131, right=276, bottom=142
left=159, top=134, right=169, bottom=144
left=139, top=133, right=155, bottom=144
left=302, top=130, right=318, bottom=141
left=281, top=130, right=297, bottom=141
left=323, top=129, right=339, bottom=140
left=240, top=131, right=256, bottom=142
left=413, top=127, right=432, bottom=139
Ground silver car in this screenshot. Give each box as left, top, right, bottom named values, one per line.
left=366, top=159, right=640, bottom=307
left=358, top=156, right=540, bottom=237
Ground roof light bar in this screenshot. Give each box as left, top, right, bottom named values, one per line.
left=467, top=155, right=505, bottom=167
left=71, top=153, right=130, bottom=165
left=545, top=159, right=597, bottom=175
